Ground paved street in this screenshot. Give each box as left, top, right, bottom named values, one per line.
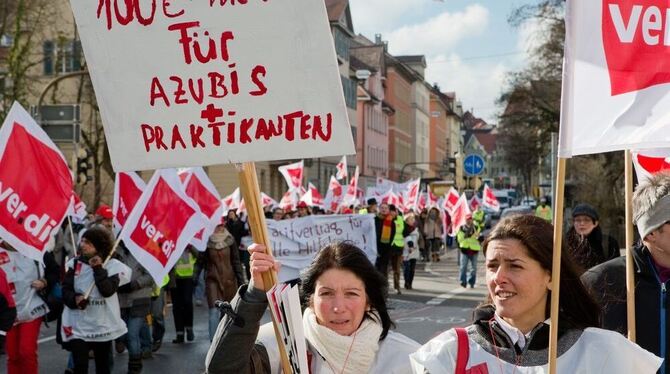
left=5, top=247, right=486, bottom=374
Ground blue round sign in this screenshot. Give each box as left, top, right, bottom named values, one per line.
left=464, top=154, right=485, bottom=176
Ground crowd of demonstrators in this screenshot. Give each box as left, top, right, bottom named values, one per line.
left=566, top=203, right=620, bottom=274
left=412, top=214, right=662, bottom=373
left=582, top=172, right=670, bottom=374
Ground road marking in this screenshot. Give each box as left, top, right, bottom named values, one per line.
left=424, top=263, right=441, bottom=276
left=38, top=335, right=56, bottom=344
left=426, top=286, right=469, bottom=305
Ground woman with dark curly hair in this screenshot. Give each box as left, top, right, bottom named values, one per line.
left=206, top=241, right=419, bottom=373
left=411, top=215, right=660, bottom=373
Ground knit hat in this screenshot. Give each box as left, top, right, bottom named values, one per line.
left=635, top=195, right=670, bottom=239
left=367, top=198, right=378, bottom=206
left=81, top=226, right=114, bottom=258
left=572, top=203, right=599, bottom=222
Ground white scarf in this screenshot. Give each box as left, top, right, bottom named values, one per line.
left=302, top=307, right=383, bottom=374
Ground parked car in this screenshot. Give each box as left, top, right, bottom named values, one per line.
left=520, top=196, right=537, bottom=208
left=492, top=189, right=511, bottom=210
left=500, top=205, right=534, bottom=219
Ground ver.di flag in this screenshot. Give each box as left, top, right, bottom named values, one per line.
left=323, top=176, right=342, bottom=212
left=482, top=184, right=500, bottom=212
left=0, top=102, right=73, bottom=262
left=278, top=160, right=304, bottom=191
left=179, top=168, right=223, bottom=252
left=560, top=0, right=670, bottom=157
left=119, top=169, right=207, bottom=285
left=335, top=155, right=347, bottom=180
left=113, top=171, right=146, bottom=234
left=632, top=148, right=670, bottom=183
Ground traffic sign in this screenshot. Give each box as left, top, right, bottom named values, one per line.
left=464, top=154, right=485, bottom=176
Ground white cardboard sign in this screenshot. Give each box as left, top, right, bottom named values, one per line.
left=70, top=1, right=355, bottom=171
left=266, top=214, right=376, bottom=282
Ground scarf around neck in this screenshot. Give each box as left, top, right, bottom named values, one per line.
left=208, top=230, right=233, bottom=250
left=302, top=307, right=383, bottom=374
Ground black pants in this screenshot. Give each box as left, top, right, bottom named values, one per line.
left=171, top=277, right=194, bottom=333
left=70, top=339, right=112, bottom=374
left=375, top=243, right=392, bottom=278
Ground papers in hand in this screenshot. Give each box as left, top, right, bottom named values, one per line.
left=267, top=283, right=309, bottom=373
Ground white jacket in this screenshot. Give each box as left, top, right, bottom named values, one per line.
left=259, top=322, right=420, bottom=374
left=0, top=248, right=48, bottom=323
left=61, top=258, right=131, bottom=342
left=410, top=327, right=662, bottom=374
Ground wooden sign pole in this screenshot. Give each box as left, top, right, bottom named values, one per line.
left=548, top=157, right=567, bottom=374
left=624, top=150, right=637, bottom=341
left=237, top=162, right=292, bottom=374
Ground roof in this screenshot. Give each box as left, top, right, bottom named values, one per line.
left=325, top=0, right=348, bottom=22
left=473, top=132, right=498, bottom=154
left=396, top=55, right=426, bottom=65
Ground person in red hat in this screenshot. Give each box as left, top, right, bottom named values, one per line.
left=94, top=205, right=114, bottom=232
left=296, top=201, right=311, bottom=218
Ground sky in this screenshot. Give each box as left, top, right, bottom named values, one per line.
left=348, top=0, right=544, bottom=124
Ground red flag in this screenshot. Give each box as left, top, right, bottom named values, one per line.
left=279, top=189, right=300, bottom=211
left=113, top=171, right=146, bottom=234
left=301, top=183, right=324, bottom=208
left=403, top=178, right=421, bottom=212
left=222, top=188, right=241, bottom=212
left=278, top=160, right=304, bottom=191
left=450, top=194, right=472, bottom=236
left=341, top=166, right=359, bottom=207
left=324, top=176, right=343, bottom=212
left=0, top=102, right=73, bottom=262
left=180, top=168, right=223, bottom=252
left=483, top=185, right=500, bottom=212
left=442, top=187, right=460, bottom=214
left=69, top=192, right=88, bottom=223
left=261, top=192, right=278, bottom=208
left=632, top=149, right=670, bottom=183
left=381, top=189, right=401, bottom=207
left=119, top=169, right=207, bottom=284
left=470, top=195, right=481, bottom=211
left=335, top=155, right=348, bottom=180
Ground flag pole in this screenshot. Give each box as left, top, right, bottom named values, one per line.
left=67, top=216, right=78, bottom=257
left=548, top=157, right=567, bottom=374
left=237, top=162, right=292, bottom=374
left=624, top=150, right=637, bottom=341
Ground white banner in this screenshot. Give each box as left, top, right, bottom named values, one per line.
left=70, top=1, right=355, bottom=171
left=266, top=214, right=376, bottom=282
left=560, top=1, right=670, bottom=157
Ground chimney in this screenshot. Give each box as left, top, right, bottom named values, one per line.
left=375, top=33, right=382, bottom=44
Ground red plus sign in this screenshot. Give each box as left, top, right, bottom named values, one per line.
left=201, top=103, right=224, bottom=123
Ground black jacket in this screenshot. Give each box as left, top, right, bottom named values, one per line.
left=582, top=243, right=668, bottom=373
left=567, top=226, right=620, bottom=274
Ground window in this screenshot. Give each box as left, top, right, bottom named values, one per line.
left=43, top=39, right=82, bottom=76
left=341, top=76, right=357, bottom=109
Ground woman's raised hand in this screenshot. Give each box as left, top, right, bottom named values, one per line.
left=248, top=243, right=281, bottom=291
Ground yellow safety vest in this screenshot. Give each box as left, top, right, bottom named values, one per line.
left=535, top=205, right=553, bottom=222
left=358, top=208, right=368, bottom=214
left=175, top=252, right=195, bottom=278
left=457, top=226, right=481, bottom=251
left=393, top=216, right=405, bottom=247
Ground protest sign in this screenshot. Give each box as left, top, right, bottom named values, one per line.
left=559, top=1, right=670, bottom=157
left=70, top=1, right=355, bottom=171
left=266, top=214, right=376, bottom=282
left=119, top=169, right=207, bottom=284
left=113, top=171, right=146, bottom=233
left=0, top=102, right=73, bottom=262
